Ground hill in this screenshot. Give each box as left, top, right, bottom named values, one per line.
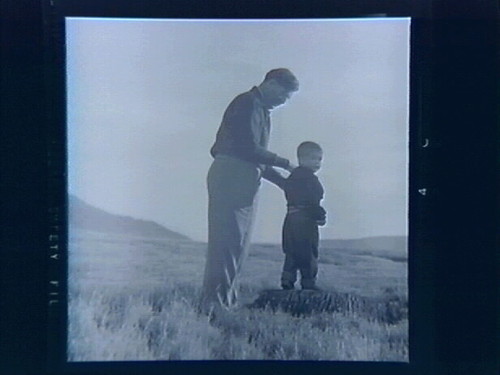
left=319, top=236, right=408, bottom=263
left=321, top=236, right=407, bottom=253
left=68, top=195, right=190, bottom=241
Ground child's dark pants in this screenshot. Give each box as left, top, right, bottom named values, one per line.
left=280, top=211, right=319, bottom=289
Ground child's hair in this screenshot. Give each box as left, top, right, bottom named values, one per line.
left=297, top=141, right=322, bottom=159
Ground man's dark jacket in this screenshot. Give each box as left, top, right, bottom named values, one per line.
left=210, top=86, right=289, bottom=169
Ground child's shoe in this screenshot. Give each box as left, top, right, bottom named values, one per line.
left=302, top=285, right=322, bottom=291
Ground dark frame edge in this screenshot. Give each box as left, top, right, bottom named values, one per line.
left=40, top=0, right=500, bottom=374
left=44, top=1, right=421, bottom=374
left=42, top=0, right=69, bottom=373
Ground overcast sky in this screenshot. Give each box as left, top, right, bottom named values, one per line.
left=67, top=17, right=410, bottom=243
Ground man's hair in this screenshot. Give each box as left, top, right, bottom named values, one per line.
left=264, top=68, right=299, bottom=92
left=297, top=141, right=322, bottom=159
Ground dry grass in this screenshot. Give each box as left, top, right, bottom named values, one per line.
left=68, top=229, right=408, bottom=361
left=68, top=283, right=408, bottom=361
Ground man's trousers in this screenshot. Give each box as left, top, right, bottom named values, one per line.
left=201, top=155, right=260, bottom=310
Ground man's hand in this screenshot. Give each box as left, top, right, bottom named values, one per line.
left=286, top=162, right=297, bottom=172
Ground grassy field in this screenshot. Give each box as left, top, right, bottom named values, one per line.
left=68, top=229, right=408, bottom=361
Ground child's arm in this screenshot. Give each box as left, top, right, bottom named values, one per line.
left=305, top=176, right=326, bottom=225
left=315, top=206, right=327, bottom=226
left=261, top=166, right=287, bottom=190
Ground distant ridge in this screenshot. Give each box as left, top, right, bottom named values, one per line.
left=68, top=195, right=190, bottom=241
left=320, top=236, right=407, bottom=253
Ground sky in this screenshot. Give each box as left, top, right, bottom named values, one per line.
left=67, top=17, right=410, bottom=243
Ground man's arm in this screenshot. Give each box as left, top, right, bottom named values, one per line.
left=248, top=115, right=290, bottom=168
left=227, top=95, right=290, bottom=168
left=261, top=167, right=287, bottom=190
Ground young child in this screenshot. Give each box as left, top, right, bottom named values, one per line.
left=262, top=141, right=326, bottom=290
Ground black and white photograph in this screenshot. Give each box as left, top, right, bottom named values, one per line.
left=66, top=17, right=410, bottom=361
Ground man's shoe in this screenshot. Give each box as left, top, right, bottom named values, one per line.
left=281, top=283, right=295, bottom=290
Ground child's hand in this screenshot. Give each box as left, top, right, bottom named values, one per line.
left=316, top=219, right=326, bottom=226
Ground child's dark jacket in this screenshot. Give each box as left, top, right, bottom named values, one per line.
left=263, top=166, right=326, bottom=222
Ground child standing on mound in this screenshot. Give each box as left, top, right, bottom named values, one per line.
left=263, top=141, right=326, bottom=290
